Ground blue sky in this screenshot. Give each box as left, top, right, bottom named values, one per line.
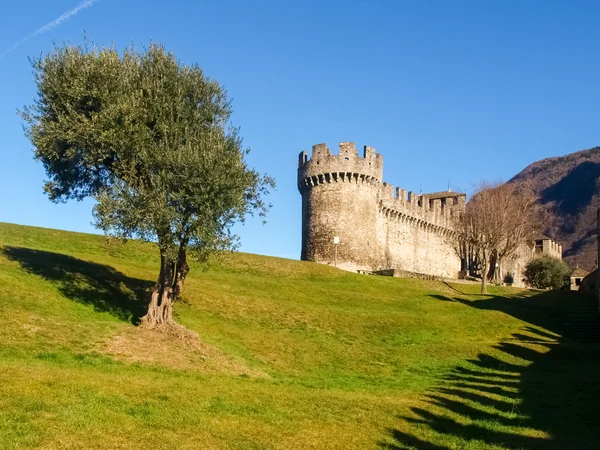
left=1, top=0, right=599, bottom=259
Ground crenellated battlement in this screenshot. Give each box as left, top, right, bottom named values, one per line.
left=298, top=142, right=384, bottom=186
left=378, top=184, right=466, bottom=230
left=297, top=142, right=465, bottom=231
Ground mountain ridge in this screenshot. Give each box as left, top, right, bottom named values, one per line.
left=508, top=146, right=600, bottom=271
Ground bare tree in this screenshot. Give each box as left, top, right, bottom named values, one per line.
left=456, top=182, right=539, bottom=293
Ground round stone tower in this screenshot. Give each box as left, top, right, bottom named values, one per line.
left=297, top=142, right=383, bottom=271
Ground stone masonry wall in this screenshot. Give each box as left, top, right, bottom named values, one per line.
left=377, top=213, right=461, bottom=278
left=298, top=142, right=465, bottom=277
left=499, top=238, right=563, bottom=287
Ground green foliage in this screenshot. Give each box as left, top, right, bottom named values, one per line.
left=524, top=255, right=571, bottom=289
left=20, top=41, right=273, bottom=263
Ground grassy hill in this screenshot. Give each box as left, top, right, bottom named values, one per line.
left=1, top=222, right=599, bottom=449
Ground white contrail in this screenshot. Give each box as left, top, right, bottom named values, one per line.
left=0, top=0, right=100, bottom=59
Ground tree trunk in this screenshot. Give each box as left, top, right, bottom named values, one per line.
left=141, top=252, right=176, bottom=328
left=155, top=286, right=175, bottom=326
left=173, top=247, right=189, bottom=299
left=141, top=245, right=190, bottom=329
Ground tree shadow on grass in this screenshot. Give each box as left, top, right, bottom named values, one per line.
left=2, top=246, right=154, bottom=324
left=382, top=290, right=600, bottom=449
left=428, top=294, right=455, bottom=302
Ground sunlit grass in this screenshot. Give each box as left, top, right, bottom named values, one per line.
left=1, top=222, right=598, bottom=449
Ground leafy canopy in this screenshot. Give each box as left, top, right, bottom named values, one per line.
left=21, top=42, right=273, bottom=261
left=524, top=255, right=570, bottom=290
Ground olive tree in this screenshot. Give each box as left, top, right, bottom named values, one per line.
left=21, top=42, right=273, bottom=329
left=524, top=256, right=570, bottom=290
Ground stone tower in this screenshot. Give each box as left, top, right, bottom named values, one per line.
left=298, top=141, right=468, bottom=277
left=298, top=142, right=383, bottom=271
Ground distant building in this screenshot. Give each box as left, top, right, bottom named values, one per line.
left=571, top=267, right=590, bottom=291
left=501, top=235, right=563, bottom=288
left=533, top=235, right=563, bottom=259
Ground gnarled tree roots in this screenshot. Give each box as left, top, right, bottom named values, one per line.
left=140, top=247, right=190, bottom=336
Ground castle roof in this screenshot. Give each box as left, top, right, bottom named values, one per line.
left=422, top=191, right=465, bottom=199
left=571, top=267, right=589, bottom=278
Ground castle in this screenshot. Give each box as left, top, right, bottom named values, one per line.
left=297, top=142, right=563, bottom=285
left=298, top=142, right=466, bottom=278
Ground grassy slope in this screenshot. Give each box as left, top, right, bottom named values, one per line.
left=1, top=222, right=599, bottom=449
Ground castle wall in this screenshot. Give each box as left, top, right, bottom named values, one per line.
left=541, top=239, right=563, bottom=259
left=500, top=238, right=563, bottom=287
left=377, top=214, right=461, bottom=278
left=298, top=142, right=464, bottom=277
left=500, top=243, right=534, bottom=287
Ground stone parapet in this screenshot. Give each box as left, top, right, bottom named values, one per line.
left=298, top=142, right=383, bottom=192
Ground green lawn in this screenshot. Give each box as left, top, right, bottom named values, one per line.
left=1, top=222, right=599, bottom=449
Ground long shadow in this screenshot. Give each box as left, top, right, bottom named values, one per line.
left=381, top=289, right=600, bottom=449
left=2, top=246, right=153, bottom=324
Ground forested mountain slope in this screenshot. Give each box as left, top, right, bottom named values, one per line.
left=509, top=147, right=600, bottom=271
